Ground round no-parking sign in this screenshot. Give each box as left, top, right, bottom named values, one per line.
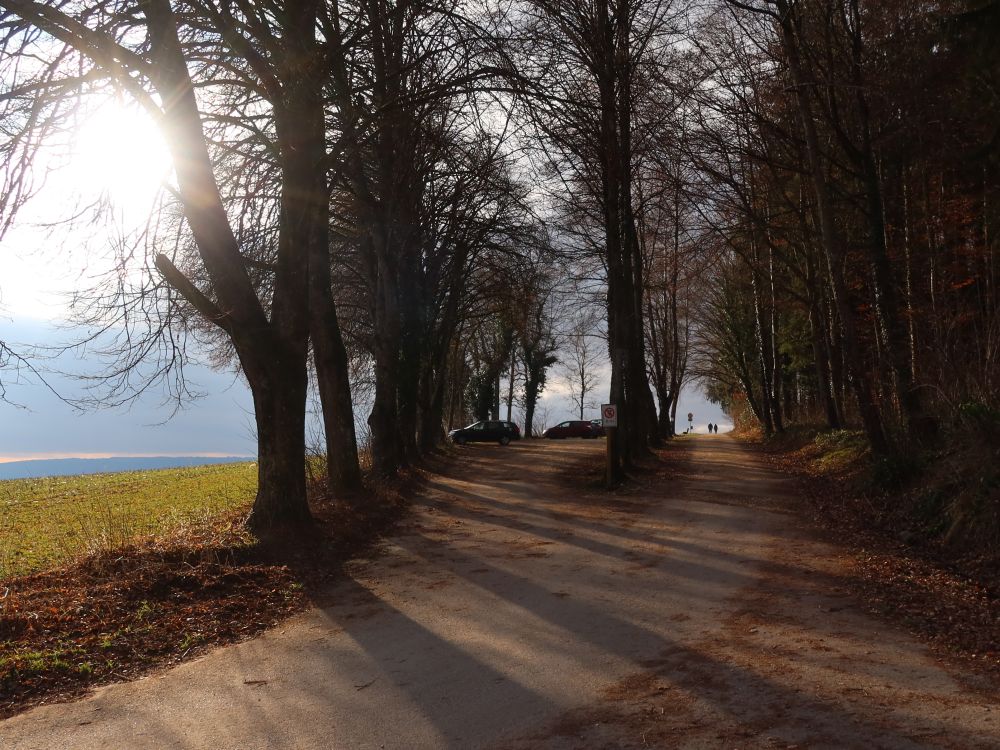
left=601, top=404, right=618, bottom=427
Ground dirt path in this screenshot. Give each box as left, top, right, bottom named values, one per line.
left=2, top=436, right=998, bottom=749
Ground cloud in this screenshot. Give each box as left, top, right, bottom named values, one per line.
left=0, top=318, right=255, bottom=458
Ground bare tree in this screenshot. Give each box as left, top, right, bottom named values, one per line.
left=0, top=0, right=361, bottom=533
left=519, top=0, right=685, bottom=481
left=560, top=311, right=602, bottom=420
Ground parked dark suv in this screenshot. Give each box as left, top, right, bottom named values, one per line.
left=542, top=420, right=600, bottom=439
left=449, top=420, right=521, bottom=445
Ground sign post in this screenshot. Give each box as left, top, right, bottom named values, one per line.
left=602, top=404, right=618, bottom=489
left=687, top=412, right=693, bottom=433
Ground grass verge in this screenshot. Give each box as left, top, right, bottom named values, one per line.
left=0, top=463, right=257, bottom=578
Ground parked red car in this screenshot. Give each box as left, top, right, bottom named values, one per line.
left=542, top=420, right=600, bottom=439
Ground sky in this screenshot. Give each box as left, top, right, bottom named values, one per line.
left=0, top=307, right=728, bottom=462
left=0, top=319, right=256, bottom=462
left=0, top=99, right=728, bottom=462
left=0, top=101, right=258, bottom=461
left=0, top=309, right=728, bottom=463
left=538, top=371, right=729, bottom=437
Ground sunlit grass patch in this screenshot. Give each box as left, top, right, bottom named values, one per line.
left=0, top=463, right=257, bottom=579
left=812, top=429, right=869, bottom=473
left=0, top=646, right=91, bottom=678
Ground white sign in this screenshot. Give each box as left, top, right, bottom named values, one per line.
left=601, top=404, right=618, bottom=427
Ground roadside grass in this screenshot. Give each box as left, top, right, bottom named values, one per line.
left=745, top=424, right=871, bottom=482
left=812, top=429, right=870, bottom=473
left=0, top=457, right=407, bottom=720
left=0, top=544, right=307, bottom=719
left=0, top=462, right=257, bottom=579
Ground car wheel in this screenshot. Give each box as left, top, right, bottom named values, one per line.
left=499, top=435, right=511, bottom=446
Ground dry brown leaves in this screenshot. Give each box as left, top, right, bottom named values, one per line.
left=0, top=482, right=407, bottom=720
left=0, top=540, right=305, bottom=719
left=755, top=439, right=1000, bottom=685
left=554, top=437, right=696, bottom=492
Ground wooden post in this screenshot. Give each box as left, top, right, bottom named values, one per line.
left=602, top=403, right=618, bottom=488
left=605, top=426, right=617, bottom=489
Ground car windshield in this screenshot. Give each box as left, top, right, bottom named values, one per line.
left=467, top=422, right=485, bottom=430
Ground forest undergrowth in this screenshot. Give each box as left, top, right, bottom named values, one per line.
left=751, top=426, right=1000, bottom=687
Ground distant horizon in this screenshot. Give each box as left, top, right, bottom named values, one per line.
left=1, top=319, right=729, bottom=461
left=0, top=454, right=256, bottom=481
left=0, top=451, right=255, bottom=464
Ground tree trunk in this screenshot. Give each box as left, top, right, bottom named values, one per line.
left=809, top=301, right=840, bottom=428
left=767, top=245, right=784, bottom=432
left=845, top=0, right=935, bottom=444
left=245, top=353, right=312, bottom=533
left=491, top=371, right=502, bottom=420
left=523, top=356, right=539, bottom=439
left=418, top=368, right=447, bottom=453
left=396, top=245, right=423, bottom=462
left=775, top=0, right=889, bottom=454
left=620, top=75, right=659, bottom=455
left=369, top=241, right=403, bottom=475
left=656, top=383, right=674, bottom=438
left=506, top=353, right=516, bottom=421
left=751, top=260, right=775, bottom=435
left=290, top=75, right=361, bottom=496
left=312, top=314, right=361, bottom=494
left=670, top=381, right=680, bottom=435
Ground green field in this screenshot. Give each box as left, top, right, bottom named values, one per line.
left=0, top=463, right=258, bottom=579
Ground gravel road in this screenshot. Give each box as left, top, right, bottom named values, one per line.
left=2, top=436, right=998, bottom=749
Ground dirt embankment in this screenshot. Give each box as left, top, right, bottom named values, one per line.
left=748, top=430, right=1000, bottom=685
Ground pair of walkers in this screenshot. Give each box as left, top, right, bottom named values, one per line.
left=707, top=423, right=719, bottom=434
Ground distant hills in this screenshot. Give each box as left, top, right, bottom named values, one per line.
left=0, top=456, right=254, bottom=481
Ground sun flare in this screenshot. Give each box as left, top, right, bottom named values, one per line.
left=68, top=102, right=172, bottom=218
